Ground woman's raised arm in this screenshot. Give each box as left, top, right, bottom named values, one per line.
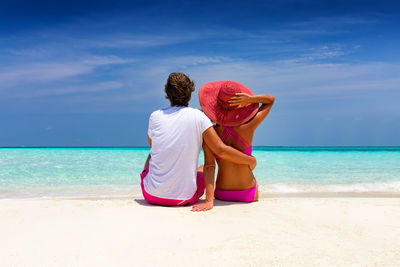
left=229, top=93, right=275, bottom=130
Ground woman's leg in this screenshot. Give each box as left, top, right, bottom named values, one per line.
left=254, top=182, right=259, bottom=201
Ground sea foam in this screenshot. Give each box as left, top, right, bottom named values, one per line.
left=259, top=181, right=400, bottom=193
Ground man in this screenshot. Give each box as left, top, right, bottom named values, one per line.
left=141, top=72, right=256, bottom=211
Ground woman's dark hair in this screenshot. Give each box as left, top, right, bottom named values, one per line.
left=164, top=72, right=195, bottom=107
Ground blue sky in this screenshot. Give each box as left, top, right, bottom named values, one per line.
left=1, top=0, right=399, bottom=146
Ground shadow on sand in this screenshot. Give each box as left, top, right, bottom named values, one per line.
left=133, top=198, right=251, bottom=207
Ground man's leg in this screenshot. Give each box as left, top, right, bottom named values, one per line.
left=144, top=154, right=151, bottom=170
left=141, top=154, right=190, bottom=206
left=140, top=154, right=151, bottom=201
left=197, top=165, right=204, bottom=175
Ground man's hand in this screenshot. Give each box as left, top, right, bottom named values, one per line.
left=249, top=156, right=257, bottom=170
left=191, top=201, right=214, bottom=212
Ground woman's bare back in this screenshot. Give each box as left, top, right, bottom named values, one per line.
left=214, top=125, right=257, bottom=197
left=211, top=93, right=274, bottom=202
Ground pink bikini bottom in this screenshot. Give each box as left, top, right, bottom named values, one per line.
left=140, top=166, right=205, bottom=206
left=215, top=180, right=257, bottom=202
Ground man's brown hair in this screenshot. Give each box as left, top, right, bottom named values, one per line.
left=164, top=72, right=195, bottom=106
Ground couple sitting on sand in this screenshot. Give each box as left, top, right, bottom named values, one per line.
left=141, top=72, right=274, bottom=211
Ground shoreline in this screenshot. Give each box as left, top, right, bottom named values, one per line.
left=1, top=146, right=400, bottom=149
left=2, top=182, right=400, bottom=200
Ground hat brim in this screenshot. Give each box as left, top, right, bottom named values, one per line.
left=199, top=81, right=259, bottom=126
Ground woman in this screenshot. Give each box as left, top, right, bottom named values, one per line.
left=196, top=81, right=274, bottom=204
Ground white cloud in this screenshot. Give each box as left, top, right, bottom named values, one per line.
left=0, top=12, right=397, bottom=110
left=290, top=15, right=379, bottom=28
left=77, top=33, right=201, bottom=48
left=175, top=59, right=400, bottom=103
left=12, top=81, right=124, bottom=98
left=0, top=55, right=129, bottom=89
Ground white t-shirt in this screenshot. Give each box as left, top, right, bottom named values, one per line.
left=144, top=106, right=213, bottom=200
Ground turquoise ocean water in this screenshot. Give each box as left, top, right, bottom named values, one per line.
left=1, top=147, right=400, bottom=198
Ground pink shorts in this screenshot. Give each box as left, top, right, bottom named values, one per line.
left=140, top=166, right=205, bottom=206
left=215, top=180, right=257, bottom=202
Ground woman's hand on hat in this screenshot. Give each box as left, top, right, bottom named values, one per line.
left=229, top=93, right=252, bottom=109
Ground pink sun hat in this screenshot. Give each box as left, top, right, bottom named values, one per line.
left=199, top=81, right=259, bottom=126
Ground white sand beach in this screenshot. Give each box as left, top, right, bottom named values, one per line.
left=1, top=197, right=400, bottom=267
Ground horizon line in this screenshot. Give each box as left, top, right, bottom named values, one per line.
left=1, top=146, right=400, bottom=149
